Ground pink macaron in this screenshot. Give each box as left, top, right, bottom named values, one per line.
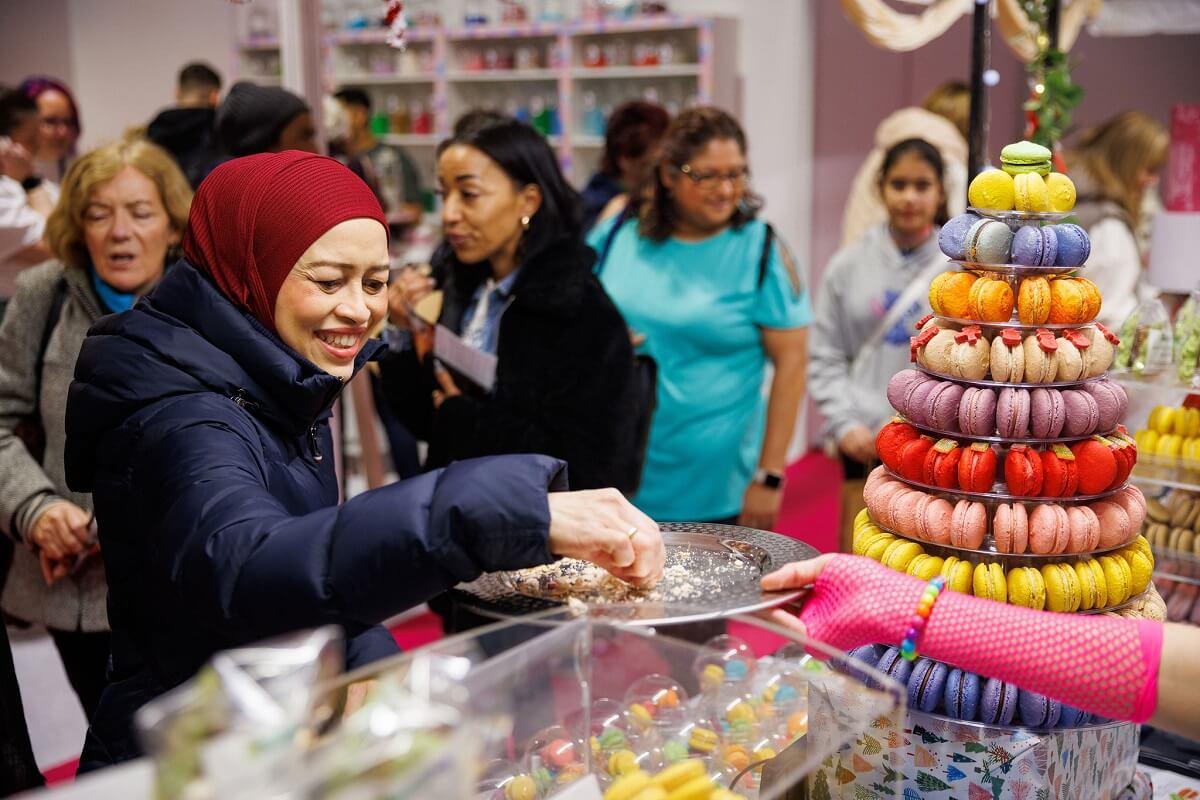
left=1066, top=505, right=1101, bottom=552
left=1091, top=501, right=1132, bottom=549
left=1111, top=485, right=1147, bottom=531
left=958, top=386, right=998, bottom=437
left=892, top=490, right=927, bottom=537
left=1061, top=390, right=1100, bottom=437
left=917, top=496, right=954, bottom=545
left=993, top=502, right=1028, bottom=554
left=867, top=481, right=908, bottom=529
left=1028, top=503, right=1070, bottom=554
left=865, top=464, right=892, bottom=493
left=1082, top=379, right=1127, bottom=433
left=1029, top=388, right=1065, bottom=439
left=949, top=499, right=987, bottom=549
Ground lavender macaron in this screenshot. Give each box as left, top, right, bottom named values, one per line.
left=927, top=381, right=965, bottom=432
left=943, top=668, right=981, bottom=721
left=1011, top=225, right=1058, bottom=267
left=888, top=369, right=928, bottom=416
left=997, top=387, right=1031, bottom=438
left=844, top=644, right=884, bottom=687
left=1082, top=379, right=1128, bottom=432
left=1018, top=689, right=1062, bottom=728
left=876, top=646, right=915, bottom=687
left=1029, top=388, right=1065, bottom=439
left=939, top=211, right=983, bottom=261
left=1053, top=223, right=1091, bottom=267
left=959, top=386, right=997, bottom=437
left=1061, top=389, right=1100, bottom=437
left=907, top=658, right=950, bottom=714
left=1057, top=704, right=1091, bottom=727
left=980, top=677, right=1018, bottom=725
left=906, top=379, right=940, bottom=427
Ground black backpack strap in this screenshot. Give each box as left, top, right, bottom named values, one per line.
left=758, top=222, right=775, bottom=288
left=594, top=204, right=635, bottom=277
left=33, top=278, right=68, bottom=404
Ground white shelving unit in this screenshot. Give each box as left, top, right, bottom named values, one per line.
left=235, top=12, right=739, bottom=187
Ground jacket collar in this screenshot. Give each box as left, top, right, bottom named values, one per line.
left=140, top=259, right=381, bottom=433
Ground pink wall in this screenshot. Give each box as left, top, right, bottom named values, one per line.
left=809, top=4, right=1200, bottom=283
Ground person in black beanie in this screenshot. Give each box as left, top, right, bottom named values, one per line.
left=215, top=81, right=316, bottom=158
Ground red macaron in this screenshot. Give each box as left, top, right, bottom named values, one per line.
left=898, top=436, right=937, bottom=482
left=1040, top=444, right=1079, bottom=497
left=1004, top=444, right=1043, bottom=497
left=876, top=419, right=920, bottom=473
left=1070, top=438, right=1118, bottom=496
left=923, top=438, right=963, bottom=489
left=958, top=442, right=997, bottom=493
left=1107, top=437, right=1136, bottom=489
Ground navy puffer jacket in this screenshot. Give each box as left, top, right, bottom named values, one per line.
left=65, top=260, right=564, bottom=767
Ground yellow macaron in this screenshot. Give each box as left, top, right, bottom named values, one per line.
left=907, top=554, right=946, bottom=581
left=941, top=557, right=975, bottom=594
left=882, top=540, right=925, bottom=572
left=973, top=562, right=1008, bottom=603
left=853, top=507, right=873, bottom=532
left=1074, top=560, right=1102, bottom=610
left=1099, top=556, right=1132, bottom=606
left=1014, top=172, right=1051, bottom=212
left=968, top=169, right=1016, bottom=211
left=1045, top=172, right=1076, bottom=212
left=1007, top=566, right=1046, bottom=610
left=650, top=759, right=707, bottom=791
left=863, top=533, right=897, bottom=562
left=604, top=770, right=652, bottom=800
left=1120, top=550, right=1154, bottom=596
left=854, top=526, right=889, bottom=556
left=1041, top=563, right=1082, bottom=613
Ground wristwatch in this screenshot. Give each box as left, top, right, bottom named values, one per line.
left=753, top=468, right=786, bottom=490
left=21, top=176, right=43, bottom=192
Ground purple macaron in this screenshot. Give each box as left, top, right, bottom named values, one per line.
left=1029, top=388, right=1065, bottom=438
left=1057, top=704, right=1091, bottom=727
left=876, top=646, right=915, bottom=687
left=927, top=381, right=965, bottom=432
left=1061, top=389, right=1100, bottom=437
left=906, top=379, right=940, bottom=427
left=943, top=668, right=981, bottom=721
left=997, top=387, right=1031, bottom=438
left=907, top=658, right=950, bottom=713
left=939, top=212, right=982, bottom=261
left=1053, top=223, right=1092, bottom=267
left=1018, top=690, right=1062, bottom=728
left=1082, top=379, right=1128, bottom=432
left=1011, top=225, right=1058, bottom=267
left=843, top=644, right=884, bottom=686
left=887, top=369, right=927, bottom=416
left=980, top=677, right=1018, bottom=725
left=958, top=386, right=997, bottom=437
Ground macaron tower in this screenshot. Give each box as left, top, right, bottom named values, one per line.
left=851, top=141, right=1156, bottom=782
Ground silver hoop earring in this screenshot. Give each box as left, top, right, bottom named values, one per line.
left=520, top=215, right=531, bottom=230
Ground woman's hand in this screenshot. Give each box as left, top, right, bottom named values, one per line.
left=547, top=489, right=665, bottom=587
left=431, top=366, right=461, bottom=409
left=29, top=501, right=92, bottom=560
left=738, top=482, right=782, bottom=531
left=838, top=425, right=876, bottom=464
left=387, top=265, right=436, bottom=330
left=758, top=554, right=837, bottom=636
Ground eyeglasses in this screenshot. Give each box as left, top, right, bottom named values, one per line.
left=676, top=164, right=750, bottom=190
left=41, top=117, right=76, bottom=130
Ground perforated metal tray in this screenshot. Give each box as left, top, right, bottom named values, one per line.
left=450, top=522, right=817, bottom=626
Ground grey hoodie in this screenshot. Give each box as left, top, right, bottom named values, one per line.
left=808, top=223, right=944, bottom=446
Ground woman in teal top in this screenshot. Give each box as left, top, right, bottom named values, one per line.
left=588, top=107, right=811, bottom=529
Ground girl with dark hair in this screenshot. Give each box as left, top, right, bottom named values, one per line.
left=379, top=116, right=646, bottom=496
left=18, top=76, right=81, bottom=182
left=587, top=106, right=811, bottom=531
left=808, top=137, right=948, bottom=549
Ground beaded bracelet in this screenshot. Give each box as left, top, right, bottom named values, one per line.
left=900, top=576, right=946, bottom=661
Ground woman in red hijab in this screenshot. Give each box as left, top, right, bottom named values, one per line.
left=64, top=151, right=663, bottom=769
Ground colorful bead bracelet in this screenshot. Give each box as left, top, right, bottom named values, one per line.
left=901, top=576, right=946, bottom=661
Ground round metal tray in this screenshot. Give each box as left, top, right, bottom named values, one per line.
left=967, top=206, right=1073, bottom=223
left=906, top=418, right=1119, bottom=446
left=914, top=364, right=1107, bottom=389
left=929, top=314, right=1099, bottom=333
left=450, top=523, right=816, bottom=626
left=948, top=258, right=1084, bottom=276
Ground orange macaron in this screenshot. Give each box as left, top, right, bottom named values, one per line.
left=929, top=271, right=978, bottom=319
left=1017, top=277, right=1051, bottom=325
left=967, top=276, right=1014, bottom=323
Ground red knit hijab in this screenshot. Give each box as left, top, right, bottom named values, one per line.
left=183, top=151, right=388, bottom=331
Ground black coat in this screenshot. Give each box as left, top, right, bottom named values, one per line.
left=65, top=260, right=567, bottom=768
left=145, top=107, right=223, bottom=189
left=379, top=236, right=644, bottom=494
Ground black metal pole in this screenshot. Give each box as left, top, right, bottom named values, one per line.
left=1047, top=0, right=1061, bottom=50
left=967, top=0, right=991, bottom=183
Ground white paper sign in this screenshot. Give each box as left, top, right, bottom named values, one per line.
left=434, top=323, right=498, bottom=392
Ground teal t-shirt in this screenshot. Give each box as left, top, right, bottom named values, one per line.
left=588, top=216, right=812, bottom=521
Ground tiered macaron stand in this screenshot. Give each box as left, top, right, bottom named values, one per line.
left=830, top=204, right=1153, bottom=798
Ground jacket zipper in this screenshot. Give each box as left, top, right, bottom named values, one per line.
left=309, top=425, right=323, bottom=463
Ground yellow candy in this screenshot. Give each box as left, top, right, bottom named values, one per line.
left=687, top=727, right=718, bottom=753
left=753, top=746, right=777, bottom=761
left=650, top=759, right=707, bottom=791
left=629, top=703, right=653, bottom=726
left=701, top=663, right=726, bottom=688
left=604, top=770, right=652, bottom=800
left=506, top=774, right=537, bottom=800
left=609, top=749, right=640, bottom=776
left=630, top=788, right=668, bottom=800
left=726, top=701, right=757, bottom=725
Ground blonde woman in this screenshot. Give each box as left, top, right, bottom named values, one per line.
left=0, top=136, right=191, bottom=720
left=1066, top=111, right=1168, bottom=328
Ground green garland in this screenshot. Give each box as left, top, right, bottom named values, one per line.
left=1020, top=2, right=1084, bottom=150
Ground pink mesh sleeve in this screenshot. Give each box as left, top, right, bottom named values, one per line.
left=798, top=555, right=1162, bottom=723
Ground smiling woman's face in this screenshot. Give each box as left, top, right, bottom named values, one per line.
left=273, top=217, right=390, bottom=380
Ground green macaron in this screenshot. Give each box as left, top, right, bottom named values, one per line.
left=1000, top=140, right=1052, bottom=176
